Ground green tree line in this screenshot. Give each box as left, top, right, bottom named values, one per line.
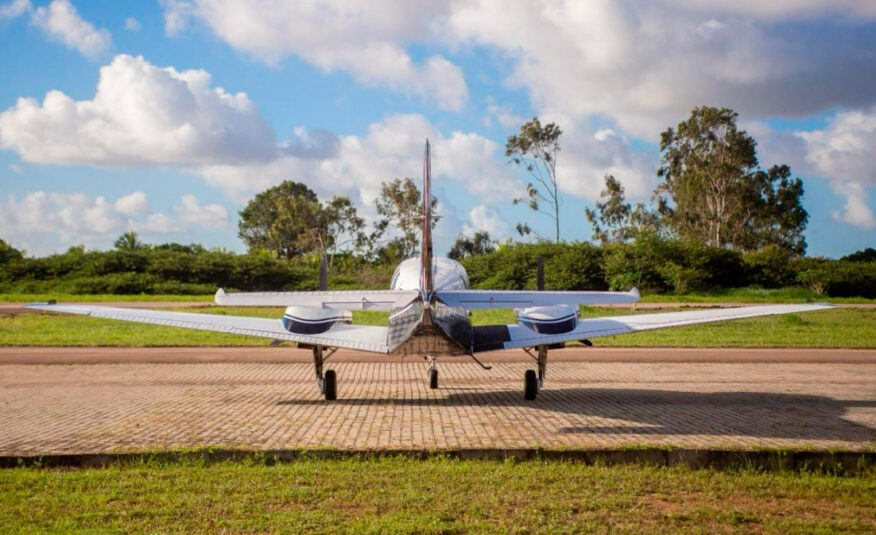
left=1, top=237, right=873, bottom=298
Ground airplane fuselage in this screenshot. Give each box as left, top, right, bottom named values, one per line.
left=390, top=257, right=471, bottom=294
left=387, top=257, right=474, bottom=356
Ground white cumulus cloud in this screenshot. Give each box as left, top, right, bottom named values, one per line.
left=448, top=0, right=876, bottom=140
left=483, top=101, right=526, bottom=129
left=0, top=0, right=30, bottom=18
left=174, top=194, right=230, bottom=230
left=31, top=0, right=111, bottom=59
left=146, top=0, right=876, bottom=207
left=195, top=113, right=518, bottom=206
left=829, top=183, right=875, bottom=229
left=0, top=191, right=125, bottom=254
left=462, top=204, right=511, bottom=239
left=130, top=212, right=184, bottom=234
left=113, top=191, right=150, bottom=216
left=0, top=191, right=231, bottom=254
left=798, top=106, right=876, bottom=188
left=159, top=0, right=468, bottom=111
left=797, top=105, right=876, bottom=229
left=0, top=54, right=278, bottom=166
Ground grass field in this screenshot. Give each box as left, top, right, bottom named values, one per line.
left=1, top=457, right=873, bottom=534
left=638, top=286, right=876, bottom=304
left=0, top=293, right=214, bottom=303
left=2, top=306, right=874, bottom=348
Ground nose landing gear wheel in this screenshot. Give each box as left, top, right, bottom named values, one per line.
left=323, top=369, right=337, bottom=401
left=429, top=368, right=439, bottom=389
left=524, top=369, right=538, bottom=400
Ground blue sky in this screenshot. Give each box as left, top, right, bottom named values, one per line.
left=1, top=0, right=874, bottom=258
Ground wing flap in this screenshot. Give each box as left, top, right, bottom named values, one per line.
left=437, top=288, right=639, bottom=310
left=475, top=303, right=834, bottom=352
left=25, top=303, right=391, bottom=353
left=214, top=288, right=418, bottom=311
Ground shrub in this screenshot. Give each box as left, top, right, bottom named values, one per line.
left=744, top=246, right=796, bottom=288
left=841, top=248, right=876, bottom=263
left=796, top=260, right=876, bottom=298
left=603, top=233, right=685, bottom=292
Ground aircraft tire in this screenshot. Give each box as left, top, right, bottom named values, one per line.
left=429, top=368, right=439, bottom=389
left=324, top=369, right=337, bottom=400
left=524, top=370, right=538, bottom=400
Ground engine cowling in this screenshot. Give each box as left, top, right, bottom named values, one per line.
left=515, top=304, right=578, bottom=334
left=282, top=306, right=352, bottom=335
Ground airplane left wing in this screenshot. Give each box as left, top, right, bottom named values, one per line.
left=25, top=303, right=392, bottom=353
left=472, top=303, right=834, bottom=352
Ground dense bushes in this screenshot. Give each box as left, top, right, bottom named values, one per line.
left=1, top=237, right=873, bottom=297
left=460, top=240, right=875, bottom=298
left=0, top=244, right=333, bottom=295
left=463, top=242, right=605, bottom=290
left=795, top=258, right=876, bottom=298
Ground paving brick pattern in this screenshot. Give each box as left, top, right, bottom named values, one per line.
left=1, top=361, right=874, bottom=455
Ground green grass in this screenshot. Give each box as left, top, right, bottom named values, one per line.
left=640, top=286, right=876, bottom=304
left=1, top=457, right=873, bottom=534
left=0, top=293, right=214, bottom=303
left=2, top=306, right=874, bottom=348
left=576, top=307, right=876, bottom=348
left=0, top=307, right=283, bottom=347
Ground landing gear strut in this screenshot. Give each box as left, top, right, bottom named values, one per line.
left=426, top=355, right=438, bottom=389
left=523, top=345, right=549, bottom=400
left=313, top=346, right=337, bottom=400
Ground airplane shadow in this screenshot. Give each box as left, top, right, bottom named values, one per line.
left=277, top=388, right=876, bottom=443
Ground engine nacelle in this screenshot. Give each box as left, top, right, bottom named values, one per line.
left=515, top=304, right=578, bottom=334
left=282, top=306, right=352, bottom=335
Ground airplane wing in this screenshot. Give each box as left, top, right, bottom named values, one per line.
left=214, top=288, right=418, bottom=311
left=25, top=303, right=392, bottom=353
left=471, top=303, right=834, bottom=352
left=437, top=288, right=639, bottom=310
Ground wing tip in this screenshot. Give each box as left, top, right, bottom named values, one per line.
left=214, top=288, right=227, bottom=305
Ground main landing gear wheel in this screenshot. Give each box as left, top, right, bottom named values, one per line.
left=323, top=369, right=337, bottom=401
left=524, top=369, right=538, bottom=400
left=313, top=346, right=338, bottom=401
left=523, top=345, right=548, bottom=400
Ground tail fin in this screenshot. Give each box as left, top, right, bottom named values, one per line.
left=420, top=139, right=433, bottom=296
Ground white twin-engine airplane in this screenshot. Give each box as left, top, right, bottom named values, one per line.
left=28, top=141, right=832, bottom=400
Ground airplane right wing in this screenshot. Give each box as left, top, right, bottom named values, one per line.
left=214, top=288, right=419, bottom=311
left=436, top=288, right=639, bottom=310
left=472, top=302, right=834, bottom=352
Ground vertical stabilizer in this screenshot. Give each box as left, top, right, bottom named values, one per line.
left=420, top=140, right=433, bottom=297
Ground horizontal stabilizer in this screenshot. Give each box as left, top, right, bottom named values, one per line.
left=436, top=288, right=640, bottom=310
left=214, top=288, right=419, bottom=311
